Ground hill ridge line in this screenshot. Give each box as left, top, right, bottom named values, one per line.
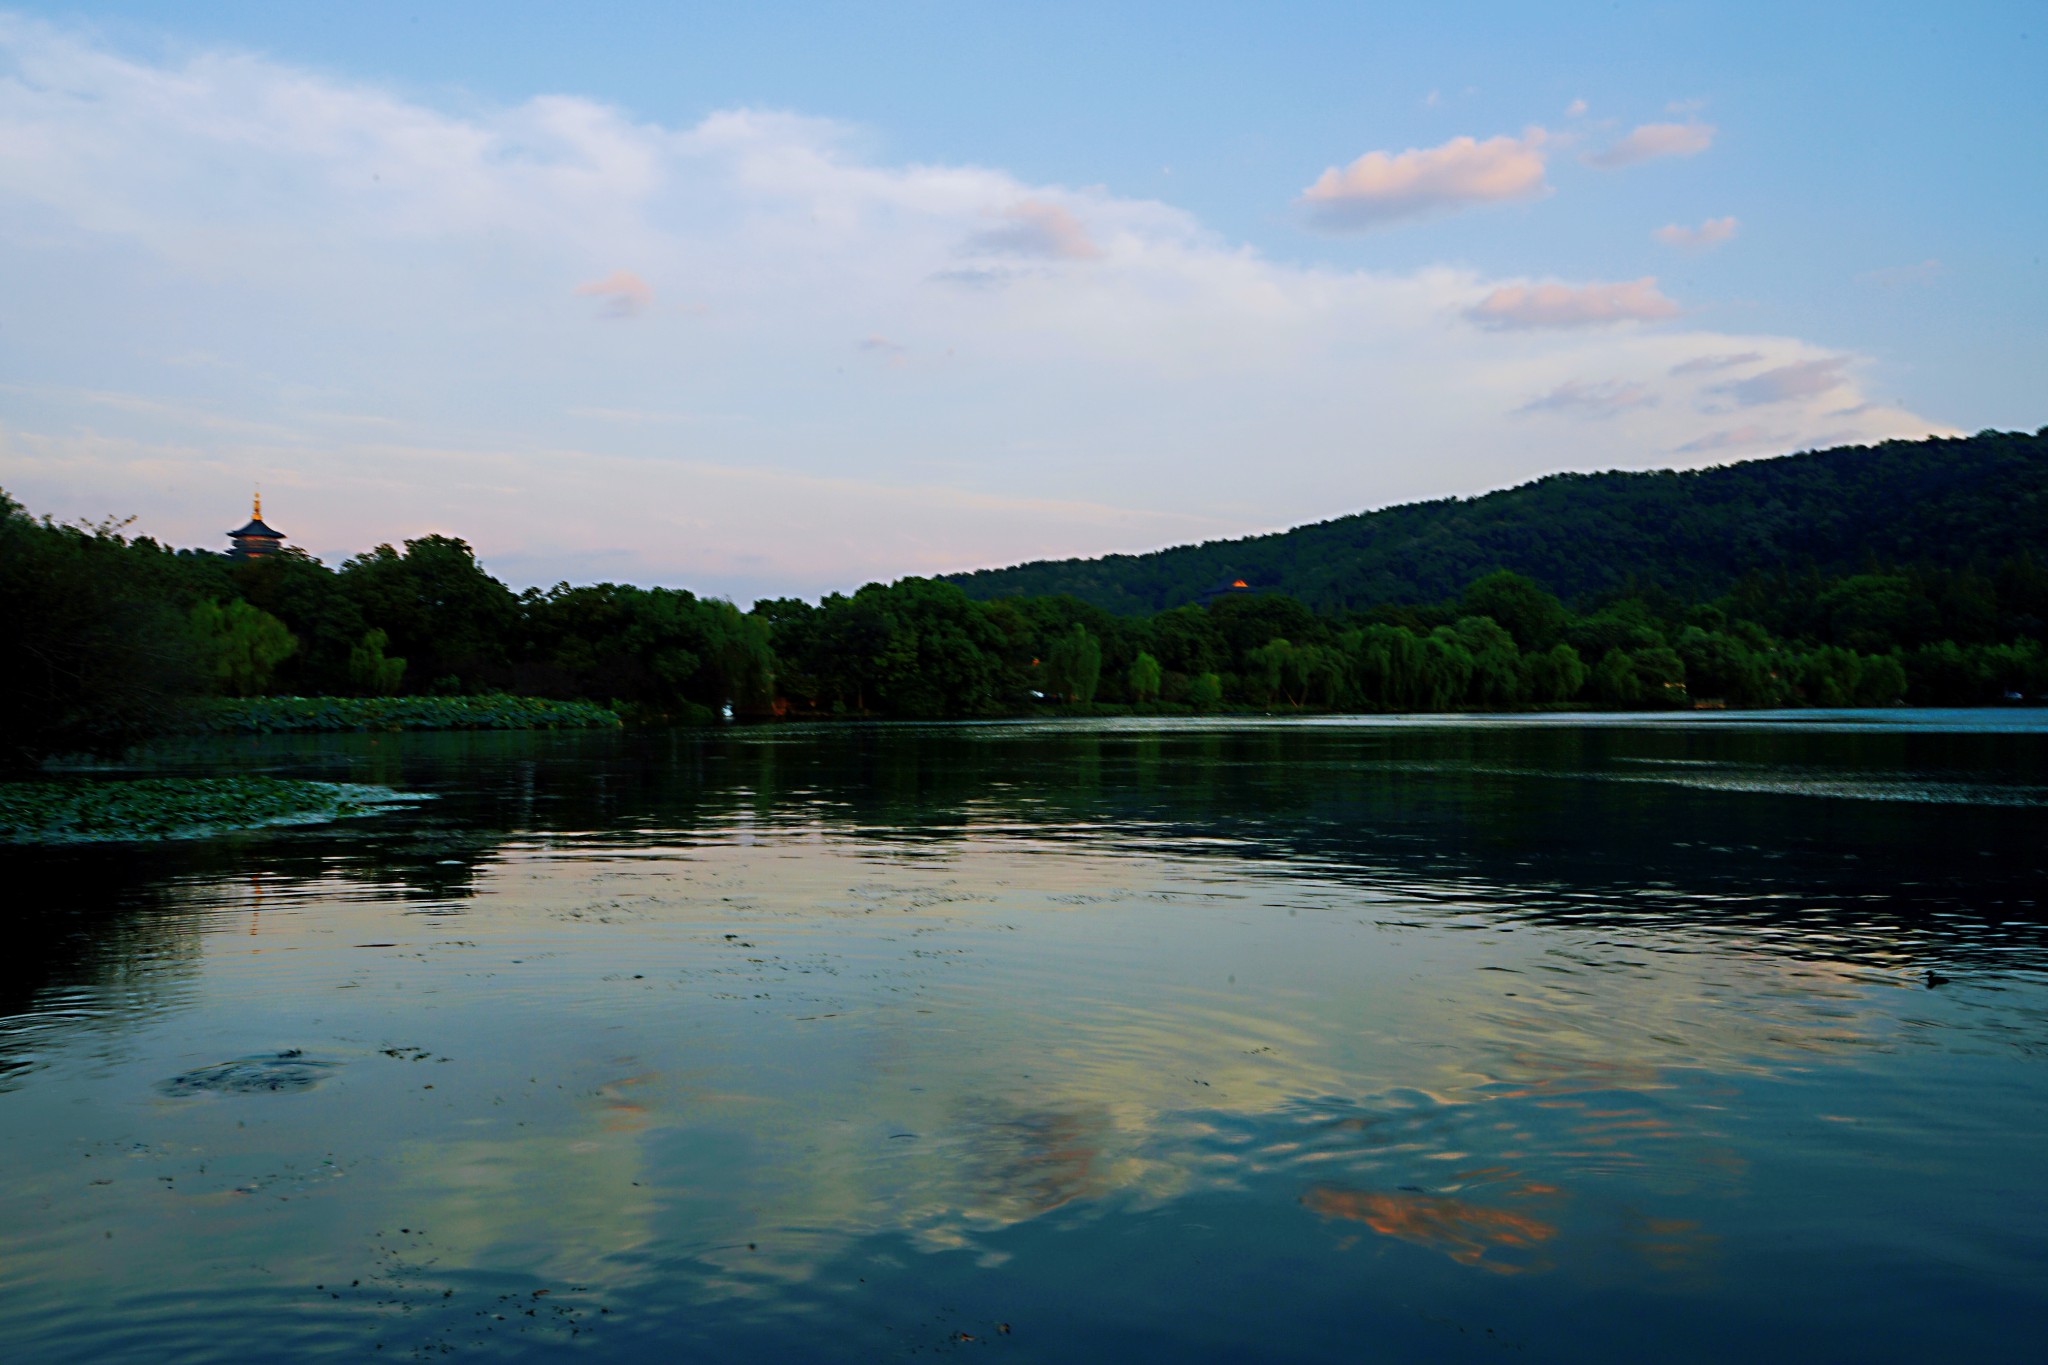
left=945, top=430, right=2048, bottom=614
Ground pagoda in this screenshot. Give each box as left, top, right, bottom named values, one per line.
left=227, top=492, right=286, bottom=559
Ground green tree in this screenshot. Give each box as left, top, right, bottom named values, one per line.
left=1790, top=645, right=1904, bottom=707
left=1208, top=593, right=1317, bottom=668
left=1819, top=574, right=1939, bottom=653
left=228, top=548, right=363, bottom=693
left=188, top=599, right=297, bottom=696
left=1857, top=652, right=1907, bottom=706
left=795, top=578, right=1005, bottom=716
left=1244, top=637, right=1294, bottom=705
left=1342, top=624, right=1433, bottom=711
left=1044, top=623, right=1103, bottom=703
left=1292, top=642, right=1345, bottom=707
left=1591, top=648, right=1643, bottom=707
left=1568, top=600, right=1668, bottom=661
left=1445, top=615, right=1524, bottom=707
left=347, top=628, right=408, bottom=696
left=715, top=609, right=777, bottom=715
left=1128, top=651, right=1163, bottom=702
left=1243, top=638, right=1344, bottom=707
left=1675, top=627, right=1776, bottom=707
left=0, top=492, right=205, bottom=769
left=340, top=535, right=518, bottom=692
left=1148, top=605, right=1221, bottom=677
left=1460, top=571, right=1567, bottom=651
left=1793, top=646, right=1864, bottom=707
left=1421, top=627, right=1478, bottom=710
left=1629, top=646, right=1689, bottom=707
left=520, top=583, right=769, bottom=718
left=1524, top=642, right=1587, bottom=703
left=1187, top=671, right=1224, bottom=712
left=752, top=597, right=824, bottom=708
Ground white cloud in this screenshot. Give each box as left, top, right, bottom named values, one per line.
left=1588, top=121, right=1715, bottom=168
left=1466, top=277, right=1681, bottom=329
left=0, top=21, right=1947, bottom=598
left=1653, top=215, right=1738, bottom=249
left=1298, top=128, right=1549, bottom=229
left=1565, top=98, right=1589, bottom=118
left=575, top=269, right=653, bottom=317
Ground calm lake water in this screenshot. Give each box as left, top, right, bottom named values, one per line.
left=3, top=712, right=2045, bottom=1362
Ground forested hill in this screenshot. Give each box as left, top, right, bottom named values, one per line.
left=947, top=430, right=2048, bottom=613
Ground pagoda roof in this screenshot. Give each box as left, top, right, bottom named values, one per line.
left=229, top=517, right=285, bottom=539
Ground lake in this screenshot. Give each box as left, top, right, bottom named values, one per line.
left=2, top=712, right=2044, bottom=1362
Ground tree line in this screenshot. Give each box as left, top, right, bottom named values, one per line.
left=4, top=484, right=2044, bottom=770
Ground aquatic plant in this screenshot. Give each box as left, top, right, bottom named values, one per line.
left=0, top=776, right=423, bottom=843
left=195, top=694, right=622, bottom=734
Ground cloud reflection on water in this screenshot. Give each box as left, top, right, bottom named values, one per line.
left=1302, top=1184, right=1558, bottom=1274
left=0, top=720, right=2042, bottom=1359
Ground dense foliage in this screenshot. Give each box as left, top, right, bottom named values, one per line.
left=3, top=427, right=2044, bottom=768
left=0, top=497, right=728, bottom=767
left=946, top=430, right=2048, bottom=613
left=748, top=560, right=2044, bottom=717
left=0, top=492, right=206, bottom=770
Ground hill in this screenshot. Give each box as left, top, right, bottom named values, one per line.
left=946, top=430, right=2048, bottom=613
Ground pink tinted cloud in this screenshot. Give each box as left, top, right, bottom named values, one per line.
left=1714, top=357, right=1850, bottom=407
left=1517, top=379, right=1659, bottom=417
left=1588, top=121, right=1715, bottom=168
left=1299, top=129, right=1548, bottom=229
left=575, top=269, right=654, bottom=318
left=1466, top=277, right=1680, bottom=329
left=1676, top=424, right=1780, bottom=454
left=1670, top=352, right=1761, bottom=376
left=1654, top=215, right=1739, bottom=249
left=965, top=199, right=1102, bottom=260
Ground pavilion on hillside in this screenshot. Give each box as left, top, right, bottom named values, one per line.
left=1197, top=577, right=1257, bottom=604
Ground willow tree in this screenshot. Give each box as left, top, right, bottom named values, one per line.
left=188, top=599, right=297, bottom=696
left=1128, top=651, right=1163, bottom=703
left=1044, top=624, right=1102, bottom=703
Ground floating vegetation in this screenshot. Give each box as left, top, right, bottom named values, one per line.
left=196, top=694, right=623, bottom=734
left=160, top=1050, right=338, bottom=1096
left=0, top=776, right=427, bottom=844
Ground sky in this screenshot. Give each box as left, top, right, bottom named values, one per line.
left=0, top=2, right=2041, bottom=601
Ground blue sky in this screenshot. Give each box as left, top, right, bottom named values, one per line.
left=1, top=2, right=2040, bottom=598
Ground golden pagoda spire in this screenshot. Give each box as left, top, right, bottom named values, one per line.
left=254, top=488, right=262, bottom=520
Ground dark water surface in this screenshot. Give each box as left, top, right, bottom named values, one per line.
left=2, top=712, right=2044, bottom=1362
